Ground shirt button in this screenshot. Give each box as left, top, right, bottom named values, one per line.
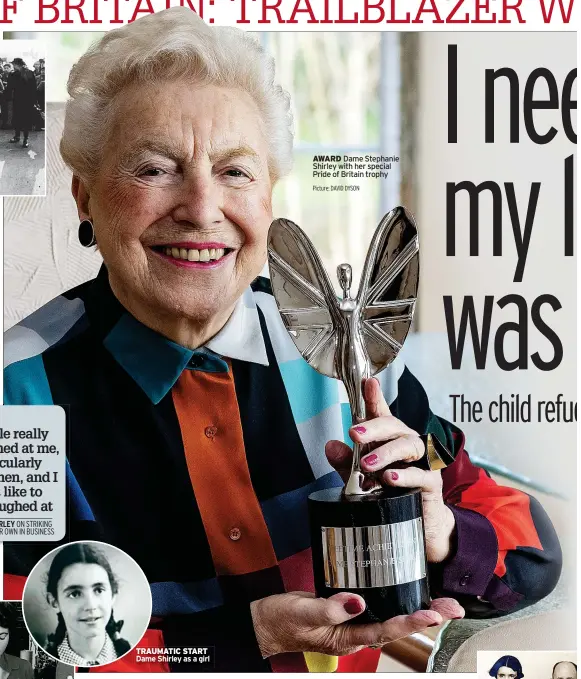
left=188, top=355, right=205, bottom=369
left=205, top=425, right=217, bottom=438
left=459, top=574, right=471, bottom=587
left=229, top=527, right=241, bottom=541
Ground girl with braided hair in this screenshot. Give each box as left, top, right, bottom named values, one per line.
left=44, top=543, right=130, bottom=667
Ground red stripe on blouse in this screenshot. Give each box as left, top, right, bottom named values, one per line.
left=458, top=468, right=543, bottom=577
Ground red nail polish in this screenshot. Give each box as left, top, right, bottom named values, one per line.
left=364, top=454, right=378, bottom=466
left=390, top=471, right=399, bottom=481
left=428, top=622, right=440, bottom=627
left=354, top=426, right=366, bottom=434
left=344, top=599, right=364, bottom=615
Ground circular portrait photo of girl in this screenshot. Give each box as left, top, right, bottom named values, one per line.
left=22, top=541, right=151, bottom=667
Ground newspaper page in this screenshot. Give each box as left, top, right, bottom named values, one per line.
left=0, top=1, right=577, bottom=676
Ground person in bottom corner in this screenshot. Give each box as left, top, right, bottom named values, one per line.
left=489, top=656, right=524, bottom=679
left=553, top=663, right=577, bottom=679
left=0, top=603, right=34, bottom=679
left=0, top=63, right=13, bottom=130
left=5, top=58, right=37, bottom=148
left=43, top=543, right=130, bottom=667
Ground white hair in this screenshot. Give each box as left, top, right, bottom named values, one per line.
left=60, top=7, right=293, bottom=183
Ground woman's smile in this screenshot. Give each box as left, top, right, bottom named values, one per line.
left=150, top=241, right=236, bottom=269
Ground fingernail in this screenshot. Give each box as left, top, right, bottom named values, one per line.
left=390, top=471, right=399, bottom=481
left=452, top=616, right=464, bottom=620
left=344, top=599, right=364, bottom=615
left=364, top=454, right=378, bottom=466
left=428, top=622, right=440, bottom=627
left=353, top=426, right=366, bottom=434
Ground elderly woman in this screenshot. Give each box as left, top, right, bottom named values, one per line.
left=4, top=8, right=561, bottom=673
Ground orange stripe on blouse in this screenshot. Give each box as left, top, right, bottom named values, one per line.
left=172, top=365, right=278, bottom=576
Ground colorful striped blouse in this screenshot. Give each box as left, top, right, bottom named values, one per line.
left=3, top=267, right=561, bottom=672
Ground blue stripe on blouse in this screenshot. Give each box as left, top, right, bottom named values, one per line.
left=278, top=358, right=338, bottom=424
left=295, top=404, right=345, bottom=480
left=151, top=579, right=223, bottom=615
left=261, top=471, right=343, bottom=561
left=4, top=354, right=53, bottom=405
left=341, top=402, right=354, bottom=448
left=67, top=462, right=95, bottom=521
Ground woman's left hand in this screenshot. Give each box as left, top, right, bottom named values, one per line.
left=325, top=377, right=456, bottom=564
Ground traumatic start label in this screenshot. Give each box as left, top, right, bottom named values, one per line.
left=135, top=647, right=214, bottom=667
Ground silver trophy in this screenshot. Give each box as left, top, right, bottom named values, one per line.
left=268, top=206, right=452, bottom=621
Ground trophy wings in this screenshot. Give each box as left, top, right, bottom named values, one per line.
left=267, top=217, right=340, bottom=378
left=357, top=207, right=420, bottom=375
left=267, top=207, right=420, bottom=379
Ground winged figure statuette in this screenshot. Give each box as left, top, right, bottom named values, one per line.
left=268, top=206, right=450, bottom=496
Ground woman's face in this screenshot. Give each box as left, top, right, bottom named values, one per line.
left=82, top=80, right=274, bottom=328
left=0, top=626, right=9, bottom=655
left=497, top=667, right=518, bottom=679
left=53, top=564, right=115, bottom=642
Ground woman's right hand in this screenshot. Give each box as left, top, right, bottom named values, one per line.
left=250, top=591, right=464, bottom=658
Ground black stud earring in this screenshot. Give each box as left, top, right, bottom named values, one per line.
left=78, top=219, right=96, bottom=247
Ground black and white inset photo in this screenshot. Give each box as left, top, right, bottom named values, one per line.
left=0, top=601, right=70, bottom=679
left=0, top=40, right=45, bottom=195
left=21, top=541, right=151, bottom=668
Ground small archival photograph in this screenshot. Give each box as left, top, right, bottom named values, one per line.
left=479, top=651, right=578, bottom=679
left=0, top=39, right=45, bottom=196
left=21, top=541, right=152, bottom=668
left=0, top=601, right=72, bottom=679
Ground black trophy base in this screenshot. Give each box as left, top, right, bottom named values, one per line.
left=308, top=486, right=430, bottom=624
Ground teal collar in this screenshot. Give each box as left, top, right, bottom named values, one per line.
left=102, top=286, right=269, bottom=404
